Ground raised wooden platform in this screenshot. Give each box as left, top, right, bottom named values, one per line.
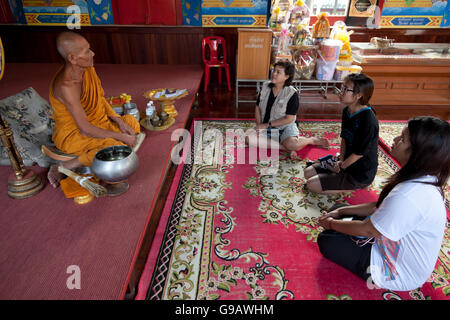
left=0, top=63, right=203, bottom=299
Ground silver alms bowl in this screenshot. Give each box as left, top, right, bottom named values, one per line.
left=91, top=146, right=139, bottom=183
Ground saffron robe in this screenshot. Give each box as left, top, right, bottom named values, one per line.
left=49, top=66, right=140, bottom=166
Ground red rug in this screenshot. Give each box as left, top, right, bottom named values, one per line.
left=136, top=119, right=450, bottom=300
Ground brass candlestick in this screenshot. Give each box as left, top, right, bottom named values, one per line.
left=0, top=115, right=44, bottom=199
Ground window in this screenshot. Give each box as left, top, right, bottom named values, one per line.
left=307, top=0, right=348, bottom=16
left=272, top=0, right=349, bottom=18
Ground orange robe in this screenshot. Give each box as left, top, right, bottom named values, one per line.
left=49, top=66, right=140, bottom=166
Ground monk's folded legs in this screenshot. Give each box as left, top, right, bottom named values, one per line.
left=49, top=116, right=141, bottom=187
left=47, top=157, right=82, bottom=188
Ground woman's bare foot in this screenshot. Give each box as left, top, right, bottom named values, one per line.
left=47, top=164, right=63, bottom=188
left=312, top=137, right=330, bottom=149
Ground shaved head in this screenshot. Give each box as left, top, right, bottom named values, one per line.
left=56, top=32, right=87, bottom=60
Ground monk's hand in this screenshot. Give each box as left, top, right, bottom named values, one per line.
left=111, top=116, right=135, bottom=136
left=118, top=122, right=135, bottom=136
left=120, top=133, right=137, bottom=147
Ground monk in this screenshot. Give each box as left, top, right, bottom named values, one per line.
left=47, top=31, right=142, bottom=188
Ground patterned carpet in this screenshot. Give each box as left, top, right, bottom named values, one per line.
left=137, top=119, right=450, bottom=300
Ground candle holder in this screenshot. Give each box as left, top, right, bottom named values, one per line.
left=0, top=115, right=44, bottom=199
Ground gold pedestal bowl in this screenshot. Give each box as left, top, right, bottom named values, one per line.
left=143, top=88, right=188, bottom=118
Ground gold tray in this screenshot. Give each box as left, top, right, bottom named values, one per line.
left=143, top=88, right=188, bottom=118
left=143, top=88, right=188, bottom=102
left=140, top=116, right=175, bottom=131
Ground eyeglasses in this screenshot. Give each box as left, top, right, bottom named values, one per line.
left=340, top=85, right=355, bottom=94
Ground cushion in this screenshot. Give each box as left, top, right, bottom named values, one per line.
left=0, top=87, right=55, bottom=167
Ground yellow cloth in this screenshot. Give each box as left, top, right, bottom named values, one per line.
left=60, top=175, right=99, bottom=198
left=49, top=66, right=140, bottom=166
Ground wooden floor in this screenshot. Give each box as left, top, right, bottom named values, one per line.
left=131, top=79, right=449, bottom=298
left=191, top=82, right=450, bottom=121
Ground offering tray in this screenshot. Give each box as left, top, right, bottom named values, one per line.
left=143, top=88, right=188, bottom=118
left=140, top=116, right=175, bottom=131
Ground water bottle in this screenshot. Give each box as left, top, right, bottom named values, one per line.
left=146, top=101, right=155, bottom=127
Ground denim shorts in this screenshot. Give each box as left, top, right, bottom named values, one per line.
left=264, top=122, right=299, bottom=143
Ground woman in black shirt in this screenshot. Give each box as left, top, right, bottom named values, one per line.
left=304, top=73, right=379, bottom=193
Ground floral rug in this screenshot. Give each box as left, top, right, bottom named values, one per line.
left=137, top=119, right=450, bottom=301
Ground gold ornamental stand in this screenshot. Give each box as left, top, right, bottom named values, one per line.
left=0, top=115, right=45, bottom=199
left=143, top=88, right=188, bottom=118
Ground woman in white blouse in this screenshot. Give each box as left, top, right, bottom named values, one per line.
left=317, top=116, right=449, bottom=291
